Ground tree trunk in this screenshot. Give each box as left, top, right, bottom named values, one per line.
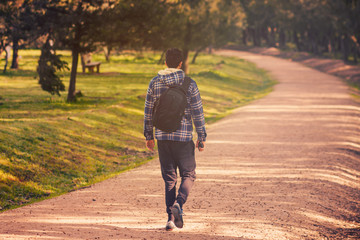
left=3, top=46, right=10, bottom=73
left=354, top=47, right=358, bottom=63
left=301, top=32, right=307, bottom=51
left=252, top=28, right=260, bottom=47
left=350, top=35, right=360, bottom=64
left=352, top=42, right=358, bottom=63
left=264, top=27, right=270, bottom=47
left=293, top=31, right=301, bottom=51
left=67, top=48, right=79, bottom=102
left=308, top=30, right=317, bottom=54
left=103, top=46, right=112, bottom=62
left=327, top=39, right=332, bottom=54
left=335, top=36, right=341, bottom=56
left=11, top=39, right=19, bottom=69
left=279, top=29, right=286, bottom=49
left=158, top=49, right=166, bottom=65
left=312, top=40, right=318, bottom=54
left=182, top=48, right=189, bottom=74
left=248, top=28, right=254, bottom=46
left=4, top=50, right=8, bottom=73
left=67, top=18, right=82, bottom=102
left=271, top=27, right=276, bottom=47
left=191, top=47, right=204, bottom=64
left=341, top=34, right=349, bottom=62
left=182, top=21, right=192, bottom=74
left=264, top=27, right=275, bottom=47
left=293, top=31, right=303, bottom=51
left=242, top=29, right=248, bottom=46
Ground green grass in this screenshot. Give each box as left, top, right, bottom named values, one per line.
left=0, top=49, right=275, bottom=211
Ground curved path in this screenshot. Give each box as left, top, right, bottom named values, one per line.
left=1, top=50, right=359, bottom=240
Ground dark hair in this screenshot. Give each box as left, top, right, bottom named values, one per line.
left=165, top=48, right=183, bottom=68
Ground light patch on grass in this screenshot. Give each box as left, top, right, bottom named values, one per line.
left=0, top=170, right=19, bottom=182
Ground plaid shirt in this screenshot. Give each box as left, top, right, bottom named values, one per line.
left=144, top=69, right=207, bottom=142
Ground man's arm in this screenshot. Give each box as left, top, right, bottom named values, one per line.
left=144, top=81, right=155, bottom=149
left=189, top=80, right=207, bottom=151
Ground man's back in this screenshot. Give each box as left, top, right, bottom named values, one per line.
left=144, top=68, right=206, bottom=143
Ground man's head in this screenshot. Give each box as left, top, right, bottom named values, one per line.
left=165, top=48, right=183, bottom=69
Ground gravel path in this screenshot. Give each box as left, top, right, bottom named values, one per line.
left=1, top=50, right=359, bottom=240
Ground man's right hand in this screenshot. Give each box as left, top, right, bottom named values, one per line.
left=146, top=139, right=155, bottom=151
left=196, top=140, right=205, bottom=152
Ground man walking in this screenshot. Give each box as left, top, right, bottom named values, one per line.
left=143, top=48, right=207, bottom=231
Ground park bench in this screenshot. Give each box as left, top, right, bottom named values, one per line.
left=81, top=53, right=101, bottom=73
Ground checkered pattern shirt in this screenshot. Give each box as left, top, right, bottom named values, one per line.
left=144, top=69, right=207, bottom=142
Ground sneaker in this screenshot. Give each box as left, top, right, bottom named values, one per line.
left=171, top=203, right=184, bottom=228
left=165, top=220, right=176, bottom=231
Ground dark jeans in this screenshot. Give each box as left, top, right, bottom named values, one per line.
left=157, top=140, right=196, bottom=216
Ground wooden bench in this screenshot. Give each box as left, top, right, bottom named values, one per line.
left=81, top=53, right=101, bottom=73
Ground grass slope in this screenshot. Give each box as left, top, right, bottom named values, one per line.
left=0, top=50, right=275, bottom=210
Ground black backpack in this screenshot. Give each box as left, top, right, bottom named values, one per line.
left=152, top=76, right=191, bottom=133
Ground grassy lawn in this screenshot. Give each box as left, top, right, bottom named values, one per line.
left=0, top=49, right=275, bottom=211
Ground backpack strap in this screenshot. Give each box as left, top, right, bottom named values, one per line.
left=181, top=76, right=191, bottom=93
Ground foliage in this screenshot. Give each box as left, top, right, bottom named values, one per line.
left=0, top=0, right=44, bottom=69
left=159, top=0, right=243, bottom=73
left=239, top=0, right=360, bottom=62
left=98, top=0, right=169, bottom=59
left=0, top=49, right=275, bottom=210
left=37, top=38, right=68, bottom=96
left=1, top=0, right=246, bottom=96
left=37, top=0, right=114, bottom=102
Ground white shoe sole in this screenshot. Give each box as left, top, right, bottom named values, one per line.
left=171, top=204, right=183, bottom=228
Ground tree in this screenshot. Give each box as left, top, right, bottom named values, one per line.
left=40, top=0, right=112, bottom=102
left=208, top=0, right=244, bottom=52
left=37, top=37, right=68, bottom=96
left=139, top=1, right=183, bottom=64
left=0, top=0, right=42, bottom=69
left=176, top=0, right=242, bottom=71
left=98, top=0, right=169, bottom=61
left=238, top=0, right=360, bottom=62
left=176, top=0, right=205, bottom=73
left=0, top=18, right=9, bottom=73
left=240, top=0, right=278, bottom=47
left=328, top=0, right=360, bottom=62
left=96, top=1, right=133, bottom=61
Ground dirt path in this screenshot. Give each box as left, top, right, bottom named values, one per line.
left=242, top=47, right=360, bottom=88
left=1, top=50, right=359, bottom=240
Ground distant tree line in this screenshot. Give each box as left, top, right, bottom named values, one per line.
left=0, top=0, right=359, bottom=101
left=239, top=0, right=360, bottom=63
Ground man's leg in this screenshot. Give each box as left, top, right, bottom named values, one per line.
left=169, top=140, right=196, bottom=228
left=174, top=140, right=196, bottom=208
left=157, top=140, right=177, bottom=219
